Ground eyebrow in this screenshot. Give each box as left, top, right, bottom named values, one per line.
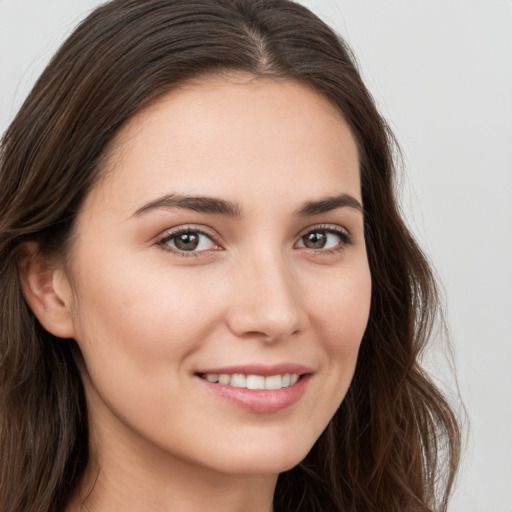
left=295, top=193, right=363, bottom=216
left=131, top=192, right=362, bottom=218
left=132, top=194, right=243, bottom=218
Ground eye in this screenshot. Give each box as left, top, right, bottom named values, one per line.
left=295, top=226, right=352, bottom=252
left=157, top=227, right=219, bottom=255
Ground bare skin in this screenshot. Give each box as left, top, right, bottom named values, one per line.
left=21, top=74, right=371, bottom=512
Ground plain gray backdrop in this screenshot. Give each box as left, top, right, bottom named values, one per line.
left=1, top=1, right=511, bottom=511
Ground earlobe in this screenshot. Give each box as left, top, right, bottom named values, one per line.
left=18, top=242, right=76, bottom=339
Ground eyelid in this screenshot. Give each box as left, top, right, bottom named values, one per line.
left=156, top=225, right=223, bottom=256
left=294, top=224, right=353, bottom=251
left=155, top=223, right=353, bottom=257
left=296, top=223, right=351, bottom=237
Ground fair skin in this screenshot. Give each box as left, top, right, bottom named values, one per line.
left=22, top=75, right=371, bottom=512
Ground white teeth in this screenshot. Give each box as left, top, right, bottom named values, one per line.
left=218, top=374, right=230, bottom=385
left=246, top=375, right=265, bottom=390
left=202, top=372, right=300, bottom=390
left=230, top=374, right=246, bottom=388
left=265, top=375, right=282, bottom=390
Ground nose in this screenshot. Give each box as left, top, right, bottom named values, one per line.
left=225, top=251, right=308, bottom=342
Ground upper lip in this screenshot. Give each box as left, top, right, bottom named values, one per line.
left=195, top=363, right=313, bottom=377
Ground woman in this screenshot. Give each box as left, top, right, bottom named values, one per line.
left=0, top=1, right=461, bottom=511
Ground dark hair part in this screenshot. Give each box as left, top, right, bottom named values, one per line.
left=0, top=1, right=461, bottom=510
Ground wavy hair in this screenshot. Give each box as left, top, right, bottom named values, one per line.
left=0, top=1, right=460, bottom=510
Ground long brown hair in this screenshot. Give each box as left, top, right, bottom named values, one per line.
left=0, top=1, right=461, bottom=510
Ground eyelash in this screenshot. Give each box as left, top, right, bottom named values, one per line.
left=297, top=224, right=353, bottom=255
left=156, top=224, right=353, bottom=258
left=156, top=226, right=220, bottom=258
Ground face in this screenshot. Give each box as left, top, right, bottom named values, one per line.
left=61, top=75, right=371, bottom=477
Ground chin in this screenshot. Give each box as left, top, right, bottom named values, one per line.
left=206, top=436, right=316, bottom=476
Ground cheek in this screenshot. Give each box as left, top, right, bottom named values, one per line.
left=70, top=256, right=223, bottom=382
left=307, top=263, right=371, bottom=388
left=68, top=257, right=229, bottom=446
left=312, top=266, right=371, bottom=343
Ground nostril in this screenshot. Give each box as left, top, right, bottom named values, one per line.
left=225, top=266, right=308, bottom=340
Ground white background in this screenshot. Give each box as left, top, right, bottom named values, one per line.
left=1, top=1, right=511, bottom=510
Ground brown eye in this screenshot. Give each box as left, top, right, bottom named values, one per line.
left=295, top=227, right=352, bottom=252
left=302, top=232, right=327, bottom=249
left=160, top=229, right=217, bottom=254
left=174, top=232, right=200, bottom=251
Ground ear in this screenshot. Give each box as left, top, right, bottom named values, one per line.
left=18, top=242, right=76, bottom=339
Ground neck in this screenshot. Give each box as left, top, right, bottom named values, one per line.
left=68, top=463, right=276, bottom=512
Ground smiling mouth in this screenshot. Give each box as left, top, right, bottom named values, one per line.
left=198, top=373, right=300, bottom=390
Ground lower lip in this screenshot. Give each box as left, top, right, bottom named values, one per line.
left=197, top=374, right=311, bottom=413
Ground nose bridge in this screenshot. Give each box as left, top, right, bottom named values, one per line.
left=227, top=245, right=305, bottom=340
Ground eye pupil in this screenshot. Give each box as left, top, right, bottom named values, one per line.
left=303, top=232, right=326, bottom=249
left=174, top=232, right=199, bottom=250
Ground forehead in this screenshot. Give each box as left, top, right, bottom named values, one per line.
left=84, top=74, right=361, bottom=218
